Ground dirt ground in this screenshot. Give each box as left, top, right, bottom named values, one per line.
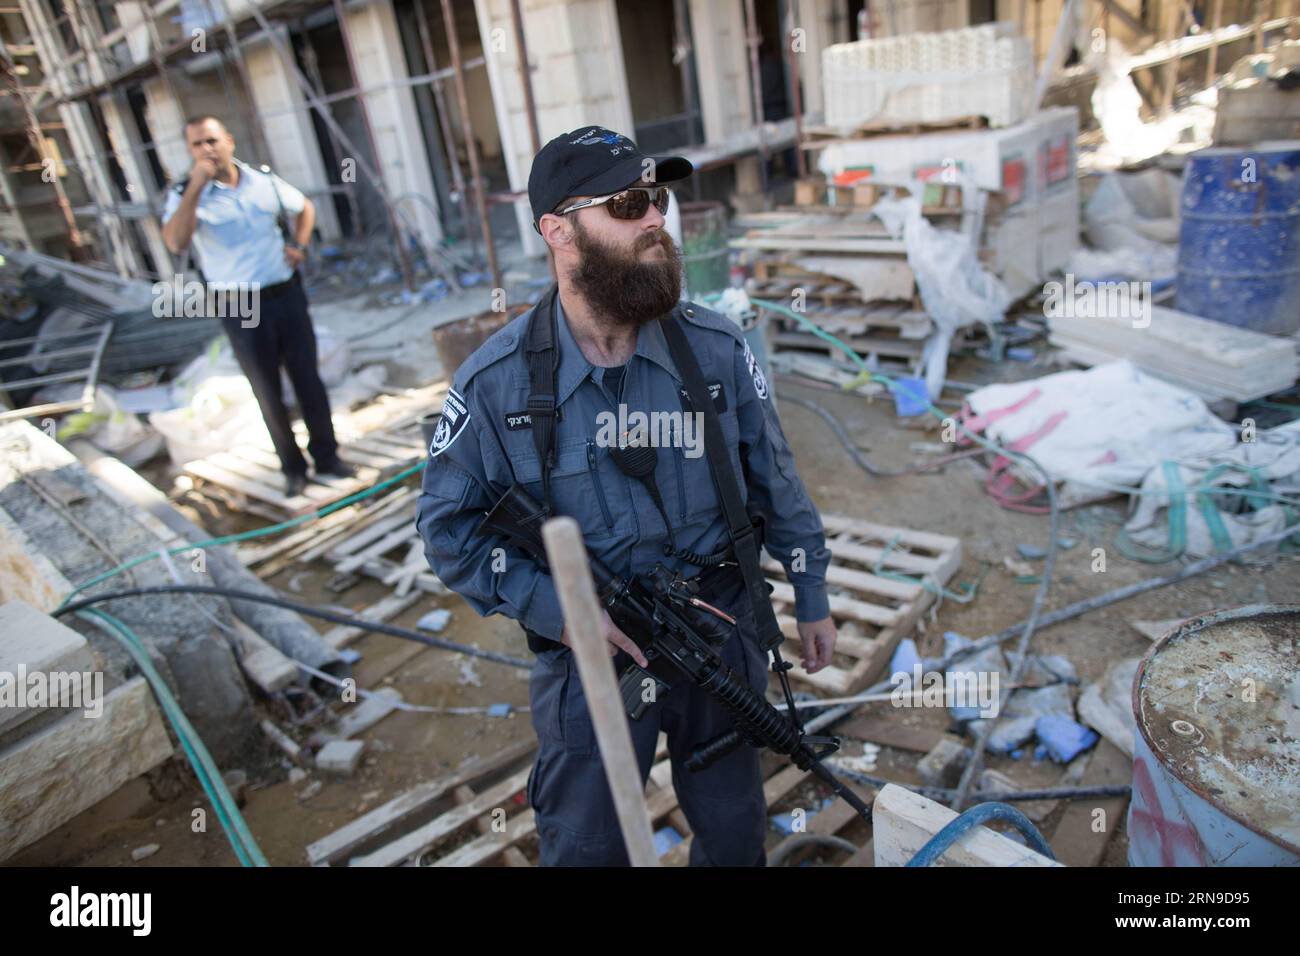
left=13, top=348, right=1295, bottom=868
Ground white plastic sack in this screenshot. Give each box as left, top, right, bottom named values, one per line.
left=963, top=360, right=1237, bottom=507
left=1124, top=418, right=1300, bottom=558
left=33, top=384, right=163, bottom=467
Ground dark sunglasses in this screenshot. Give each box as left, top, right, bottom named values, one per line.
left=556, top=186, right=671, bottom=221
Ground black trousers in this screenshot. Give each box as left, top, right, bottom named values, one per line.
left=218, top=275, right=339, bottom=477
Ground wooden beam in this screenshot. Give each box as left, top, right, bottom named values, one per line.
left=1205, top=0, right=1225, bottom=85
left=872, top=784, right=1062, bottom=867
left=305, top=738, right=536, bottom=866
left=1095, top=0, right=1153, bottom=37
left=543, top=517, right=658, bottom=867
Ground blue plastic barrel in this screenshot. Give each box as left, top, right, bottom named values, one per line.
left=1176, top=142, right=1300, bottom=335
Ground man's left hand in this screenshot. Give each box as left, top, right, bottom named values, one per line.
left=796, top=616, right=837, bottom=673
left=284, top=245, right=306, bottom=269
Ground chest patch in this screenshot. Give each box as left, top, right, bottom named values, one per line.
left=503, top=408, right=562, bottom=430
left=429, top=389, right=470, bottom=457
left=677, top=380, right=727, bottom=412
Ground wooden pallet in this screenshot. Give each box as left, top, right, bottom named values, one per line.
left=319, top=732, right=853, bottom=866
left=801, top=114, right=988, bottom=148
left=771, top=328, right=925, bottom=363
left=764, top=512, right=962, bottom=695
left=184, top=384, right=444, bottom=518
left=314, top=496, right=443, bottom=595
left=183, top=427, right=422, bottom=517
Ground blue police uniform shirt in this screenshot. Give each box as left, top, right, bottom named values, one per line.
left=161, top=159, right=306, bottom=290
left=416, top=291, right=833, bottom=644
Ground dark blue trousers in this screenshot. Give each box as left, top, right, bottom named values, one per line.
left=218, top=274, right=338, bottom=478
left=526, top=583, right=770, bottom=867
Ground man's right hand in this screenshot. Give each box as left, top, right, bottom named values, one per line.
left=190, top=157, right=218, bottom=187
left=561, top=610, right=648, bottom=668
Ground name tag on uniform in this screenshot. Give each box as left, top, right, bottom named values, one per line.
left=504, top=408, right=562, bottom=430
left=678, top=380, right=726, bottom=412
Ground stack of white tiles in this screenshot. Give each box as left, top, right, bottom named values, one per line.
left=823, top=22, right=1033, bottom=130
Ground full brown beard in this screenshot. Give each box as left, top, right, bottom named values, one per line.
left=570, top=218, right=683, bottom=328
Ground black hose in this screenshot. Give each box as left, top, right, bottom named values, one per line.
left=777, top=391, right=911, bottom=477
left=53, top=584, right=532, bottom=669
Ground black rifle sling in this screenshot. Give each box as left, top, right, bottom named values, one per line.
left=525, top=284, right=561, bottom=509
left=660, top=315, right=784, bottom=653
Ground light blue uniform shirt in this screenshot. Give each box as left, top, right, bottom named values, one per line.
left=161, top=159, right=306, bottom=290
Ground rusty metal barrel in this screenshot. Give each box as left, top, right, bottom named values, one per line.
left=1128, top=605, right=1300, bottom=867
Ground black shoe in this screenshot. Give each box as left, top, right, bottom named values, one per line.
left=284, top=472, right=308, bottom=497
left=314, top=458, right=357, bottom=479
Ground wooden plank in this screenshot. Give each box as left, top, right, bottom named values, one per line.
left=184, top=460, right=305, bottom=511
left=773, top=331, right=923, bottom=360
left=837, top=714, right=943, bottom=753
left=334, top=526, right=419, bottom=574
left=768, top=580, right=899, bottom=628
left=359, top=770, right=532, bottom=865
left=239, top=492, right=382, bottom=567
left=764, top=555, right=920, bottom=605
left=731, top=235, right=907, bottom=255
left=321, top=591, right=423, bottom=650
left=432, top=808, right=537, bottom=867
left=1048, top=740, right=1132, bottom=868
left=209, top=451, right=336, bottom=503
left=872, top=784, right=1062, bottom=867
left=823, top=536, right=950, bottom=576
left=820, top=513, right=962, bottom=555
left=306, top=738, right=536, bottom=866
left=297, top=491, right=417, bottom=563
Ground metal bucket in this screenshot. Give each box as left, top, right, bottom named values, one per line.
left=431, top=305, right=526, bottom=379
left=1128, top=604, right=1300, bottom=866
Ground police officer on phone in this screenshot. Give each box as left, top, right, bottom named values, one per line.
left=416, top=127, right=835, bottom=866
left=161, top=115, right=354, bottom=496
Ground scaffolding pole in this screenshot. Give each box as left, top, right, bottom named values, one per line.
left=242, top=0, right=457, bottom=293
left=205, top=0, right=275, bottom=166
left=328, top=0, right=417, bottom=290
left=298, top=26, right=363, bottom=239
left=0, top=33, right=87, bottom=257
left=412, top=0, right=474, bottom=260
left=742, top=0, right=770, bottom=200
left=781, top=0, right=806, bottom=178
left=440, top=0, right=499, bottom=291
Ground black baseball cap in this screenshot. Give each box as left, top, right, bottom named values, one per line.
left=528, top=126, right=694, bottom=233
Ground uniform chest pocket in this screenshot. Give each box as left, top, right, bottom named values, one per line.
left=673, top=403, right=744, bottom=521
left=511, top=437, right=619, bottom=540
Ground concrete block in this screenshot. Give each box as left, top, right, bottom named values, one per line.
left=0, top=507, right=73, bottom=612
left=916, top=734, right=971, bottom=788
left=316, top=739, right=366, bottom=776
left=0, top=600, right=95, bottom=736
left=335, top=688, right=403, bottom=740
left=0, top=677, right=174, bottom=862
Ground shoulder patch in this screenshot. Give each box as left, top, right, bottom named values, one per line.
left=429, top=388, right=471, bottom=457
left=742, top=340, right=769, bottom=401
